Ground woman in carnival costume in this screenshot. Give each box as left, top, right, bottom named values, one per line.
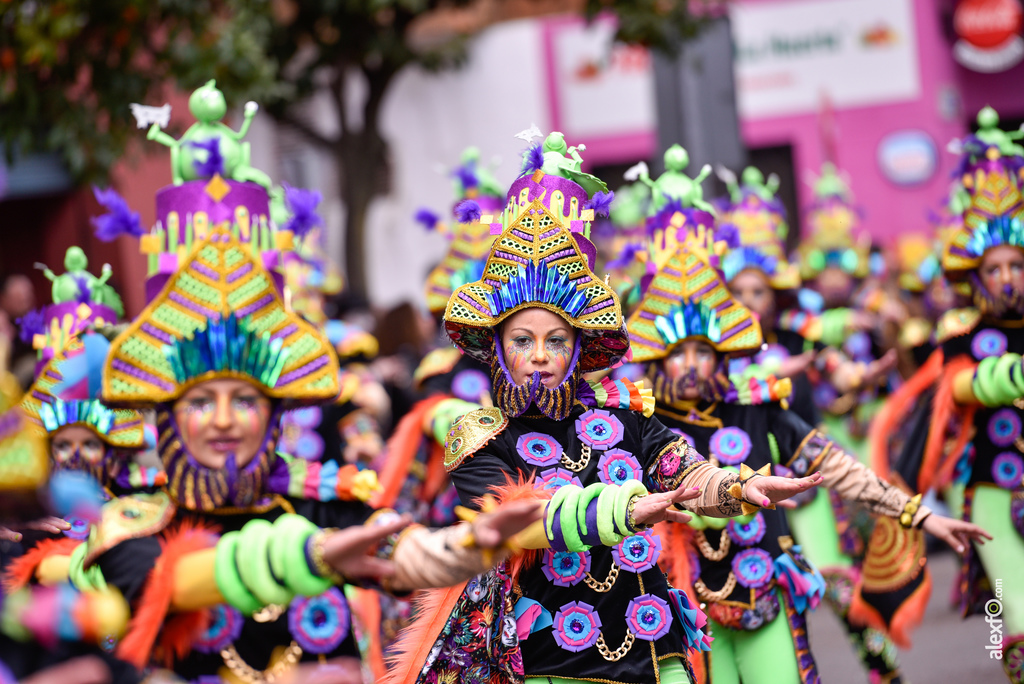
left=387, top=132, right=827, bottom=684
left=876, top=108, right=1024, bottom=683
left=714, top=168, right=918, bottom=680
left=624, top=217, right=990, bottom=684
left=8, top=84, right=546, bottom=684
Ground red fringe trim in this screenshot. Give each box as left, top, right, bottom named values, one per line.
left=849, top=568, right=932, bottom=650
left=115, top=520, right=218, bottom=669
left=372, top=395, right=450, bottom=509
left=2, top=537, right=80, bottom=593
left=920, top=354, right=976, bottom=494
left=869, top=349, right=944, bottom=480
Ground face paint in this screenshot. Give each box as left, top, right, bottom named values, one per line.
left=499, top=308, right=578, bottom=389
left=172, top=379, right=272, bottom=469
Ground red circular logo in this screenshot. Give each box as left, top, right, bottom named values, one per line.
left=955, top=0, right=1023, bottom=48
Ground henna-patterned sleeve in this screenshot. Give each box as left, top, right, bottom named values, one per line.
left=641, top=415, right=744, bottom=517
left=784, top=427, right=931, bottom=526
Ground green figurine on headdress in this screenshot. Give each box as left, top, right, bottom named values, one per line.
left=34, top=247, right=124, bottom=316
left=147, top=80, right=272, bottom=189
left=812, top=162, right=852, bottom=202
left=455, top=147, right=504, bottom=198
left=538, top=132, right=608, bottom=196
left=725, top=166, right=780, bottom=204
left=974, top=105, right=1024, bottom=157
left=637, top=144, right=713, bottom=213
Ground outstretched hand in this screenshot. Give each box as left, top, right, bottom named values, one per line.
left=633, top=485, right=703, bottom=526
left=321, top=516, right=411, bottom=582
left=922, top=514, right=992, bottom=554
left=471, top=500, right=544, bottom=549
left=745, top=472, right=823, bottom=508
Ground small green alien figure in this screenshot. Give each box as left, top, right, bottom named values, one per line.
left=726, top=166, right=780, bottom=204
left=456, top=147, right=505, bottom=199
left=974, top=106, right=1024, bottom=157
left=812, top=162, right=852, bottom=202
left=539, top=132, right=609, bottom=197
left=147, top=80, right=272, bottom=189
left=638, top=144, right=713, bottom=213
left=35, top=247, right=124, bottom=317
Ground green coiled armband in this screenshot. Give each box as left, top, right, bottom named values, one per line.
left=614, top=480, right=648, bottom=537
left=576, top=482, right=606, bottom=539
left=215, top=532, right=263, bottom=615
left=236, top=519, right=294, bottom=606
left=271, top=514, right=332, bottom=597
left=596, top=485, right=622, bottom=546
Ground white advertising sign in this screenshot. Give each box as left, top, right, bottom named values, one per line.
left=544, top=17, right=656, bottom=138
left=731, top=0, right=921, bottom=119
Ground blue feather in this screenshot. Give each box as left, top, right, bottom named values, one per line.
left=90, top=186, right=144, bottom=241
left=521, top=143, right=544, bottom=175
left=454, top=199, right=482, bottom=224
left=584, top=191, right=615, bottom=218
left=414, top=207, right=441, bottom=231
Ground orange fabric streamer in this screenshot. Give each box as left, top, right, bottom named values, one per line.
left=919, top=354, right=976, bottom=494
left=372, top=395, right=450, bottom=509
left=655, top=522, right=707, bottom=684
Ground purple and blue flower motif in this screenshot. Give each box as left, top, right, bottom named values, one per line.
left=732, top=548, right=774, bottom=589
left=281, top=407, right=325, bottom=461
left=709, top=427, right=752, bottom=466
left=987, top=409, right=1022, bottom=448
left=598, top=449, right=642, bottom=485
left=669, top=428, right=695, bottom=447
left=194, top=604, right=244, bottom=653
left=626, top=593, right=672, bottom=641
left=575, top=409, right=624, bottom=449
left=535, top=467, right=583, bottom=491
left=64, top=516, right=91, bottom=540
left=542, top=550, right=591, bottom=586
left=612, top=530, right=662, bottom=573
left=552, top=601, right=602, bottom=652
left=452, top=369, right=490, bottom=402
left=517, top=432, right=564, bottom=467
left=972, top=329, right=1008, bottom=360
left=992, top=452, right=1024, bottom=490
left=287, top=587, right=350, bottom=654
left=727, top=513, right=766, bottom=547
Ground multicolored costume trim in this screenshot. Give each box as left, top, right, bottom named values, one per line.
left=577, top=376, right=655, bottom=417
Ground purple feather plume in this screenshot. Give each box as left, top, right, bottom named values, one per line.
left=606, top=242, right=644, bottom=270
left=283, top=184, right=325, bottom=238
left=90, top=186, right=143, bottom=241
left=714, top=223, right=739, bottom=249
left=16, top=308, right=46, bottom=345
left=189, top=137, right=225, bottom=177
left=454, top=199, right=482, bottom=224
left=522, top=143, right=544, bottom=175
left=415, top=207, right=441, bottom=231
left=452, top=164, right=479, bottom=190
left=71, top=275, right=92, bottom=304
left=584, top=191, right=615, bottom=218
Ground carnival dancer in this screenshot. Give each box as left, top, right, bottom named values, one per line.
left=625, top=218, right=990, bottom=684
left=877, top=107, right=1024, bottom=682
left=5, top=83, right=550, bottom=683
left=386, top=132, right=827, bottom=684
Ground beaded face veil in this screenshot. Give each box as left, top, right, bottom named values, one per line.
left=444, top=137, right=628, bottom=419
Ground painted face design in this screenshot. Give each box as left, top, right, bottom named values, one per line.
left=500, top=308, right=577, bottom=389
left=661, top=340, right=721, bottom=402
left=978, top=245, right=1024, bottom=317
left=50, top=424, right=111, bottom=483
left=173, top=378, right=272, bottom=469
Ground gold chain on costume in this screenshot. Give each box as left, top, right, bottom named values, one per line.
left=220, top=642, right=302, bottom=684
left=596, top=631, right=635, bottom=662
left=584, top=563, right=619, bottom=592
left=694, top=574, right=738, bottom=603
left=561, top=443, right=592, bottom=472
left=694, top=528, right=730, bottom=561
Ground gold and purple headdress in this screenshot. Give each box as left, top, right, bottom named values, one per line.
left=627, top=227, right=763, bottom=362
left=941, top=117, right=1024, bottom=279
left=443, top=135, right=627, bottom=374
left=796, top=163, right=871, bottom=281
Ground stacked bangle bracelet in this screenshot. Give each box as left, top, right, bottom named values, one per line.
left=544, top=480, right=649, bottom=552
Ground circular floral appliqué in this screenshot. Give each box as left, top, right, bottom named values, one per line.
left=626, top=594, right=672, bottom=641
left=64, top=516, right=91, bottom=540
left=727, top=512, right=766, bottom=547
left=598, top=449, right=642, bottom=485
left=732, top=548, right=774, bottom=589
left=553, top=601, right=601, bottom=652
left=542, top=550, right=591, bottom=586
left=972, top=329, right=1008, bottom=360
left=709, top=427, right=752, bottom=466
left=452, top=369, right=490, bottom=402
left=988, top=409, right=1022, bottom=448
left=517, top=432, right=564, bottom=467
left=535, top=467, right=583, bottom=491
left=194, top=604, right=244, bottom=653
left=287, top=587, right=351, bottom=654
left=575, top=409, right=624, bottom=449
left=613, top=530, right=662, bottom=573
left=992, top=452, right=1024, bottom=490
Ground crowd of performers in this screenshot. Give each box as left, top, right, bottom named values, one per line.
left=1, top=82, right=1020, bottom=684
